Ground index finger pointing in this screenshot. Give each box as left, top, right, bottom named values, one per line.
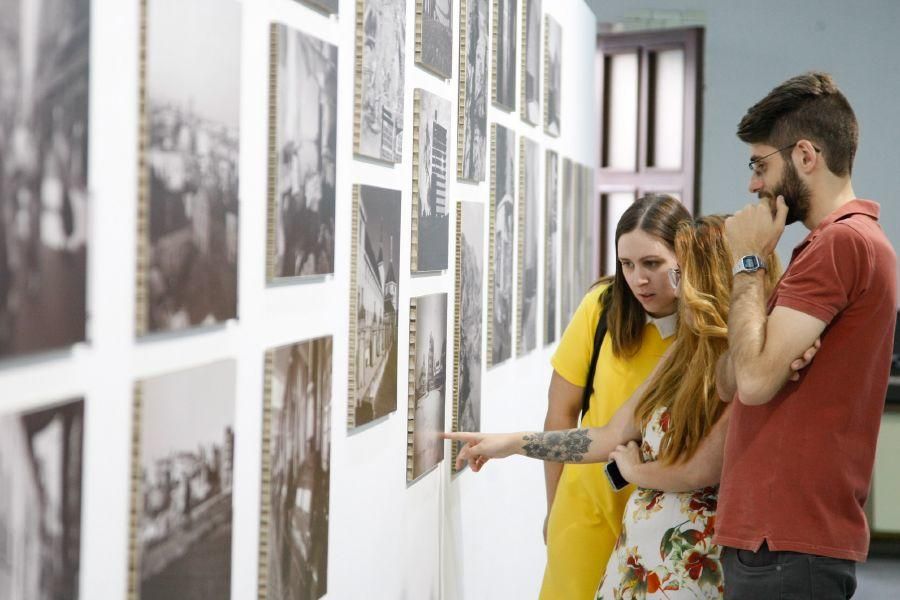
left=441, top=431, right=480, bottom=443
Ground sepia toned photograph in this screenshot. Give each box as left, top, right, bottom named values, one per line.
left=261, top=336, right=332, bottom=600
left=416, top=0, right=453, bottom=79
left=0, top=398, right=84, bottom=600
left=521, top=0, right=541, bottom=124
left=0, top=0, right=89, bottom=360
left=544, top=15, right=561, bottom=137
left=132, top=360, right=236, bottom=600
left=295, top=0, right=338, bottom=15
left=457, top=0, right=489, bottom=182
left=517, top=137, right=538, bottom=355
left=453, top=202, right=483, bottom=470
left=269, top=25, right=337, bottom=281
left=544, top=149, right=558, bottom=345
left=139, top=0, right=241, bottom=335
left=492, top=0, right=517, bottom=110
left=355, top=0, right=406, bottom=163
left=488, top=124, right=515, bottom=368
left=408, top=293, right=448, bottom=482
left=412, top=89, right=450, bottom=272
left=349, top=185, right=401, bottom=430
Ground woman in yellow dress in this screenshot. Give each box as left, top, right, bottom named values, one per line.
left=540, top=195, right=689, bottom=599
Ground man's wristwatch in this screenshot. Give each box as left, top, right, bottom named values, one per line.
left=733, top=255, right=767, bottom=276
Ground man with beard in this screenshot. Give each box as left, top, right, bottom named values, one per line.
left=715, top=72, right=896, bottom=599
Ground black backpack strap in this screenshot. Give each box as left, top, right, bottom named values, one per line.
left=581, top=292, right=610, bottom=422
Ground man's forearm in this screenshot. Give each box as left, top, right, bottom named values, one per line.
left=716, top=350, right=737, bottom=402
left=728, top=271, right=770, bottom=403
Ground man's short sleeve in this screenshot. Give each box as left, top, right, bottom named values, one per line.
left=551, top=286, right=605, bottom=387
left=775, top=223, right=871, bottom=324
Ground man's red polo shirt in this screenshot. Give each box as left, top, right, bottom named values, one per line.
left=715, top=200, right=897, bottom=561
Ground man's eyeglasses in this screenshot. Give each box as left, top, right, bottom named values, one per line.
left=667, top=267, right=681, bottom=290
left=748, top=142, right=821, bottom=176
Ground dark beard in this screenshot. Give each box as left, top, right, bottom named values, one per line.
left=760, top=160, right=812, bottom=225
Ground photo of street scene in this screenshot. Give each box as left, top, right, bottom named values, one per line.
left=355, top=0, right=406, bottom=163
left=0, top=398, right=84, bottom=600
left=544, top=149, right=558, bottom=345
left=416, top=0, right=452, bottom=78
left=141, top=0, right=241, bottom=334
left=408, top=293, right=447, bottom=482
left=0, top=0, right=89, bottom=359
left=413, top=89, right=450, bottom=272
left=134, top=360, right=236, bottom=600
left=349, top=185, right=401, bottom=429
left=544, top=15, right=561, bottom=136
left=489, top=124, right=514, bottom=367
left=295, top=0, right=338, bottom=14
left=270, top=25, right=337, bottom=280
left=492, top=0, right=517, bottom=110
left=517, top=137, right=538, bottom=355
left=263, top=336, right=332, bottom=600
left=521, top=0, right=541, bottom=124
left=453, top=202, right=483, bottom=470
left=457, top=0, right=488, bottom=182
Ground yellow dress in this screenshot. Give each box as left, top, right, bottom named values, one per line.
left=540, top=286, right=675, bottom=600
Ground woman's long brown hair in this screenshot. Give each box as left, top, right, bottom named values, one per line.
left=600, top=195, right=691, bottom=358
left=634, top=215, right=782, bottom=464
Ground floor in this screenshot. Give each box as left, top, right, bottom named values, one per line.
left=856, top=557, right=900, bottom=599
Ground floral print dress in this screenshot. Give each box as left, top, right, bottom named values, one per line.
left=595, top=407, right=723, bottom=600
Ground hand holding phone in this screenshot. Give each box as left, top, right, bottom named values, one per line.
left=605, top=460, right=630, bottom=491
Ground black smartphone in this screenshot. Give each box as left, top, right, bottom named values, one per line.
left=604, top=460, right=630, bottom=491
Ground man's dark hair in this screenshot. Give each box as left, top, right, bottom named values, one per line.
left=737, top=72, right=858, bottom=176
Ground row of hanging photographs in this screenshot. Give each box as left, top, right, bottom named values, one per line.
left=0, top=0, right=595, bottom=598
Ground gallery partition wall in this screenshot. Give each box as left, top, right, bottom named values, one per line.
left=595, top=27, right=703, bottom=275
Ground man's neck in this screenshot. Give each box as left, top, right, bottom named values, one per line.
left=803, top=179, right=856, bottom=231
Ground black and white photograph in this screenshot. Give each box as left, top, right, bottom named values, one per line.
left=453, top=201, right=483, bottom=470
left=269, top=25, right=337, bottom=281
left=0, top=0, right=89, bottom=359
left=543, top=15, right=561, bottom=137
left=349, top=185, right=401, bottom=429
left=416, top=0, right=453, bottom=78
left=521, top=0, right=541, bottom=124
left=517, top=137, right=538, bottom=355
left=560, top=157, right=575, bottom=325
left=355, top=0, right=406, bottom=163
left=457, top=0, right=488, bottom=182
left=140, top=0, right=241, bottom=335
left=0, top=398, right=84, bottom=600
left=412, top=89, right=450, bottom=272
left=262, top=336, right=332, bottom=600
left=295, top=0, right=338, bottom=14
left=408, top=292, right=448, bottom=482
left=544, top=149, right=559, bottom=345
left=133, top=360, right=236, bottom=600
left=489, top=124, right=515, bottom=368
left=492, top=0, right=517, bottom=110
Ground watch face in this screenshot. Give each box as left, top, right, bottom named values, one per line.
left=742, top=256, right=760, bottom=270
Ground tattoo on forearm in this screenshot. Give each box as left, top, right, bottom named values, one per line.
left=522, top=430, right=592, bottom=463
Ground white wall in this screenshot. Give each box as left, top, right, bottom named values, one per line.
left=589, top=0, right=900, bottom=279
left=0, top=0, right=598, bottom=598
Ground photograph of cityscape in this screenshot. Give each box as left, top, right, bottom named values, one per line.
left=140, top=0, right=241, bottom=335
left=349, top=185, right=401, bottom=429
left=0, top=0, right=89, bottom=359
left=492, top=0, right=517, bottom=110
left=453, top=202, right=483, bottom=471
left=457, top=0, right=488, bottom=182
left=521, top=0, right=541, bottom=124
left=262, top=336, right=332, bottom=600
left=517, top=137, right=539, bottom=355
left=355, top=0, right=406, bottom=163
left=408, top=292, right=448, bottom=482
left=0, top=398, right=84, bottom=600
left=269, top=25, right=337, bottom=280
left=412, top=89, right=450, bottom=272
left=132, top=360, right=236, bottom=600
left=488, top=124, right=515, bottom=368
left=544, top=15, right=561, bottom=136
left=416, top=0, right=453, bottom=78
left=544, top=149, right=559, bottom=345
